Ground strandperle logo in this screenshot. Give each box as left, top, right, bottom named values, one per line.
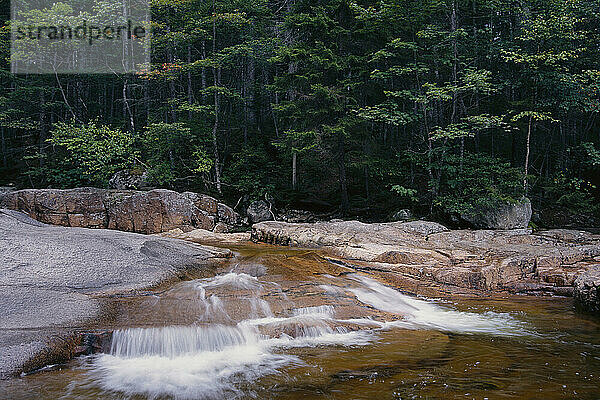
left=10, top=0, right=150, bottom=74
left=13, top=20, right=146, bottom=45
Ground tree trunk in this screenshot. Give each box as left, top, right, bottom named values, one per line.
left=38, top=89, right=46, bottom=168
left=524, top=115, right=532, bottom=194
left=201, top=41, right=207, bottom=103
left=187, top=45, right=194, bottom=120
left=337, top=134, right=349, bottom=215
left=123, top=78, right=135, bottom=132
left=212, top=0, right=222, bottom=194
left=1, top=126, right=7, bottom=169
left=292, top=151, right=297, bottom=190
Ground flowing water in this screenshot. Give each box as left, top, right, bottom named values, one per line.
left=2, top=245, right=600, bottom=399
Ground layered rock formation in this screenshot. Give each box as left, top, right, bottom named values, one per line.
left=574, top=267, right=600, bottom=312
left=0, top=209, right=232, bottom=379
left=0, top=188, right=242, bottom=234
left=252, top=220, right=600, bottom=302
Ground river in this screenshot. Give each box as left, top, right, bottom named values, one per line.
left=2, top=244, right=599, bottom=399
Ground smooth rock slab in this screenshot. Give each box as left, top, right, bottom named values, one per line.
left=0, top=209, right=231, bottom=378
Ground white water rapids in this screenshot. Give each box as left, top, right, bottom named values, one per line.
left=81, top=271, right=531, bottom=399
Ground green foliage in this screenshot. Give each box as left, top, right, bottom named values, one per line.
left=391, top=185, right=418, bottom=203
left=223, top=145, right=278, bottom=199
left=578, top=142, right=600, bottom=168
left=542, top=171, right=598, bottom=214
left=40, top=121, right=137, bottom=187
left=142, top=122, right=212, bottom=186
left=2, top=0, right=599, bottom=225
left=433, top=153, right=525, bottom=216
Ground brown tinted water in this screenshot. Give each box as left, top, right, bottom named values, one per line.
left=2, top=244, right=599, bottom=400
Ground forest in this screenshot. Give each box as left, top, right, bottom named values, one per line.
left=1, top=0, right=600, bottom=227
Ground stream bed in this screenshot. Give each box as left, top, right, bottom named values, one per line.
left=2, top=244, right=600, bottom=399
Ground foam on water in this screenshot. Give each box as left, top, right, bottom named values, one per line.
left=89, top=321, right=373, bottom=400
left=192, top=272, right=262, bottom=291
left=83, top=270, right=531, bottom=399
left=89, top=325, right=295, bottom=400
left=348, top=274, right=530, bottom=336
left=85, top=271, right=378, bottom=400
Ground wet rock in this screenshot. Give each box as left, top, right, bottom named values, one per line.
left=231, top=263, right=267, bottom=277
left=109, top=170, right=150, bottom=190
left=252, top=220, right=600, bottom=296
left=0, top=188, right=243, bottom=234
left=247, top=200, right=273, bottom=224
left=460, top=198, right=532, bottom=230
left=574, top=266, right=600, bottom=313
left=0, top=209, right=231, bottom=379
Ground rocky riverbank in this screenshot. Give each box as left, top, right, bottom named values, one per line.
left=252, top=220, right=600, bottom=310
left=2, top=187, right=599, bottom=382
left=0, top=188, right=243, bottom=234
left=0, top=209, right=232, bottom=379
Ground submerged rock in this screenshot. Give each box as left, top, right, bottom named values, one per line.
left=574, top=267, right=600, bottom=313
left=0, top=188, right=242, bottom=234
left=0, top=209, right=231, bottom=379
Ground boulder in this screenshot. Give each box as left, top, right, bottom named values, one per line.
left=574, top=267, right=600, bottom=313
left=461, top=198, right=532, bottom=230
left=390, top=209, right=413, bottom=222
left=109, top=170, right=150, bottom=190
left=247, top=200, right=273, bottom=224
left=0, top=188, right=243, bottom=234
left=0, top=186, right=15, bottom=200
left=278, top=209, right=320, bottom=223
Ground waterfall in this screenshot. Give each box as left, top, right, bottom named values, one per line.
left=348, top=274, right=531, bottom=336
left=83, top=270, right=530, bottom=399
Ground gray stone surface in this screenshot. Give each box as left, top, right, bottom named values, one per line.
left=0, top=188, right=242, bottom=234
left=574, top=267, right=600, bottom=313
left=247, top=200, right=274, bottom=224
left=0, top=209, right=231, bottom=378
left=390, top=209, right=413, bottom=222
left=109, top=170, right=150, bottom=190
left=252, top=220, right=600, bottom=296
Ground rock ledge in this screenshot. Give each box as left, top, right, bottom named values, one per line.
left=252, top=220, right=600, bottom=302
left=0, top=188, right=242, bottom=234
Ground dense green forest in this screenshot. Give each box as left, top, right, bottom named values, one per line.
left=1, top=0, right=600, bottom=226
